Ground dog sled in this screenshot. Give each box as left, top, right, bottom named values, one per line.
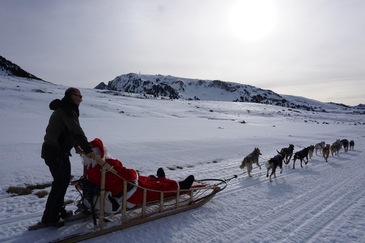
left=30, top=156, right=228, bottom=243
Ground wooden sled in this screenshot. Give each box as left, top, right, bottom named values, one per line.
left=54, top=156, right=226, bottom=243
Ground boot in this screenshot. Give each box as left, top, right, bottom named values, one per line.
left=45, top=218, right=65, bottom=227
left=179, top=175, right=195, bottom=189
left=60, top=207, right=73, bottom=219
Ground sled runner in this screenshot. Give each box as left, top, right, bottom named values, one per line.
left=30, top=155, right=229, bottom=243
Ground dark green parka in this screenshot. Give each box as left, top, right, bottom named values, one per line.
left=41, top=96, right=92, bottom=159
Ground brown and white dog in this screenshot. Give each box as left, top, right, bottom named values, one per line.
left=331, top=140, right=342, bottom=156
left=322, top=144, right=331, bottom=162
left=307, top=145, right=315, bottom=160
left=240, top=147, right=262, bottom=177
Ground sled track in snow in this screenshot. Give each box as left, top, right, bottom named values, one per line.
left=0, top=212, right=42, bottom=226
left=208, top=172, right=365, bottom=243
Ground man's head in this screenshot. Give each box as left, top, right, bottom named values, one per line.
left=65, top=87, right=82, bottom=106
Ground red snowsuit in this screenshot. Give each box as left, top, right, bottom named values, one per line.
left=85, top=158, right=179, bottom=208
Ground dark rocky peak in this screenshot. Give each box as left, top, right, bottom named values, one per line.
left=0, top=55, right=42, bottom=80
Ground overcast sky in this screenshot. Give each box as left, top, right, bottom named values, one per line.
left=1, top=0, right=364, bottom=106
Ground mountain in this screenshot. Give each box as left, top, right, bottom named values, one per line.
left=0, top=55, right=42, bottom=80
left=95, top=73, right=362, bottom=113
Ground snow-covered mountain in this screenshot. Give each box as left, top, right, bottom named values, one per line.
left=96, top=73, right=364, bottom=113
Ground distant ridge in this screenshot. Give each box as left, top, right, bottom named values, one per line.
left=95, top=73, right=363, bottom=113
left=95, top=73, right=287, bottom=104
left=0, top=55, right=42, bottom=80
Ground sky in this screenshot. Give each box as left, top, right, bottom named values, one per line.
left=1, top=0, right=365, bottom=106
left=1, top=75, right=364, bottom=242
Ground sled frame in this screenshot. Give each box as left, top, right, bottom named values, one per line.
left=55, top=156, right=221, bottom=243
left=56, top=181, right=220, bottom=243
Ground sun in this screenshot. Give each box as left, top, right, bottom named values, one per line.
left=228, top=0, right=277, bottom=41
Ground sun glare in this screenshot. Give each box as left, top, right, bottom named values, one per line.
left=229, top=0, right=277, bottom=41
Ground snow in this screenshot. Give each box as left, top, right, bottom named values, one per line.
left=0, top=75, right=364, bottom=243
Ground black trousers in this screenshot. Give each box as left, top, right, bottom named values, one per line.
left=42, top=155, right=71, bottom=223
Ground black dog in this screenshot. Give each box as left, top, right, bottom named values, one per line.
left=292, top=147, right=309, bottom=169
left=349, top=140, right=355, bottom=150
left=265, top=151, right=285, bottom=182
left=278, top=144, right=294, bottom=164
left=341, top=139, right=349, bottom=152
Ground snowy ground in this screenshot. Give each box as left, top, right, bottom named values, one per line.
left=0, top=76, right=364, bottom=243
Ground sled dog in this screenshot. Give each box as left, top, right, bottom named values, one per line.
left=322, top=144, right=330, bottom=162
left=307, top=145, right=315, bottom=160
left=349, top=140, right=355, bottom=150
left=315, top=141, right=325, bottom=155
left=265, top=151, right=285, bottom=182
left=240, top=147, right=262, bottom=177
left=279, top=144, right=294, bottom=164
left=292, top=147, right=309, bottom=169
left=340, top=139, right=349, bottom=152
left=331, top=140, right=342, bottom=156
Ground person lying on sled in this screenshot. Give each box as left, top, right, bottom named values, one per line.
left=80, top=138, right=195, bottom=212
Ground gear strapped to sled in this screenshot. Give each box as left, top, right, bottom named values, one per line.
left=73, top=177, right=100, bottom=225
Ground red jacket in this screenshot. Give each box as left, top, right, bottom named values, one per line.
left=85, top=158, right=138, bottom=196
left=127, top=176, right=179, bottom=206
left=85, top=158, right=179, bottom=207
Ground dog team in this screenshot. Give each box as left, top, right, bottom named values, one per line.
left=239, top=139, right=355, bottom=182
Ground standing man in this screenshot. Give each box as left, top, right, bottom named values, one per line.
left=40, top=87, right=94, bottom=227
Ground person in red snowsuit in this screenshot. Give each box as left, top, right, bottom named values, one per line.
left=82, top=138, right=194, bottom=209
